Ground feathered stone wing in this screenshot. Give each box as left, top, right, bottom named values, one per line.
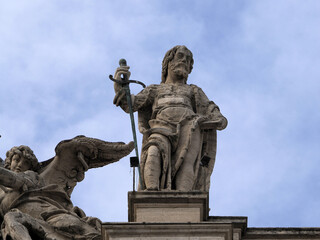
left=40, top=135, right=134, bottom=170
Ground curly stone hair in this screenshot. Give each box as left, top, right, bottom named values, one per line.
left=4, top=145, right=39, bottom=171
left=161, top=45, right=194, bottom=84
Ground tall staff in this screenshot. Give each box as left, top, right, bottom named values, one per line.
left=109, top=59, right=145, bottom=191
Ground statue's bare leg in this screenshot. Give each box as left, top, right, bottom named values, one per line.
left=175, top=126, right=201, bottom=191
left=144, top=145, right=161, bottom=190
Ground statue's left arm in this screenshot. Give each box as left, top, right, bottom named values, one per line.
left=206, top=102, right=228, bottom=130
left=192, top=85, right=227, bottom=130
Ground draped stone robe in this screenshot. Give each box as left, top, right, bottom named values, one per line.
left=119, top=83, right=227, bottom=191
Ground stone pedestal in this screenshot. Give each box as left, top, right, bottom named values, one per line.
left=101, top=191, right=320, bottom=240
left=128, top=191, right=209, bottom=223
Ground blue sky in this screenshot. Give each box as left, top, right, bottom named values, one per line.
left=1, top=0, right=320, bottom=227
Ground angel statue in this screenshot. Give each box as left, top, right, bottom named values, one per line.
left=0, top=135, right=134, bottom=240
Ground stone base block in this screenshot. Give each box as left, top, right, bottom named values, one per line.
left=128, top=191, right=209, bottom=223
left=102, top=217, right=320, bottom=240
left=102, top=222, right=233, bottom=240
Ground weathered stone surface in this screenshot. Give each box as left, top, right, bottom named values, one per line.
left=113, top=45, right=227, bottom=192
left=102, top=222, right=234, bottom=240
left=135, top=206, right=201, bottom=223
left=102, top=217, right=246, bottom=240
left=0, top=136, right=134, bottom=240
left=242, top=228, right=320, bottom=240
left=102, top=216, right=320, bottom=240
left=128, top=191, right=209, bottom=223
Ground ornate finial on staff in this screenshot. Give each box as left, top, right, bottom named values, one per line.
left=109, top=60, right=146, bottom=88
left=119, top=58, right=127, bottom=67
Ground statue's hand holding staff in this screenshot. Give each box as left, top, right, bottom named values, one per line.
left=113, top=65, right=131, bottom=106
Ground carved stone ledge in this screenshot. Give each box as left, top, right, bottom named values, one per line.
left=102, top=222, right=233, bottom=240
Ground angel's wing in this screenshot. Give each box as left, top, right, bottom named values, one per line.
left=40, top=135, right=134, bottom=171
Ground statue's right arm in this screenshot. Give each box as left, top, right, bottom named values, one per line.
left=113, top=66, right=155, bottom=113
left=0, top=167, right=34, bottom=191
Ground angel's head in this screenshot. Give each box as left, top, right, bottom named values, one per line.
left=5, top=145, right=39, bottom=173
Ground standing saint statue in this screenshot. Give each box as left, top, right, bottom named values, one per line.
left=113, top=45, right=227, bottom=191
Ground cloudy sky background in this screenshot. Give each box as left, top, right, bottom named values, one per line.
left=1, top=0, right=320, bottom=227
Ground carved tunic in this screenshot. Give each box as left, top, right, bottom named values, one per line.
left=119, top=83, right=227, bottom=190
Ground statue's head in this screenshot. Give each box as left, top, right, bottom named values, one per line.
left=161, top=45, right=194, bottom=84
left=5, top=145, right=39, bottom=172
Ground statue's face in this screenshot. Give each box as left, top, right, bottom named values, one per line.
left=10, top=154, right=31, bottom=172
left=168, top=47, right=192, bottom=80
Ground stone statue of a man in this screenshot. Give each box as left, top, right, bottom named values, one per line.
left=113, top=45, right=227, bottom=191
